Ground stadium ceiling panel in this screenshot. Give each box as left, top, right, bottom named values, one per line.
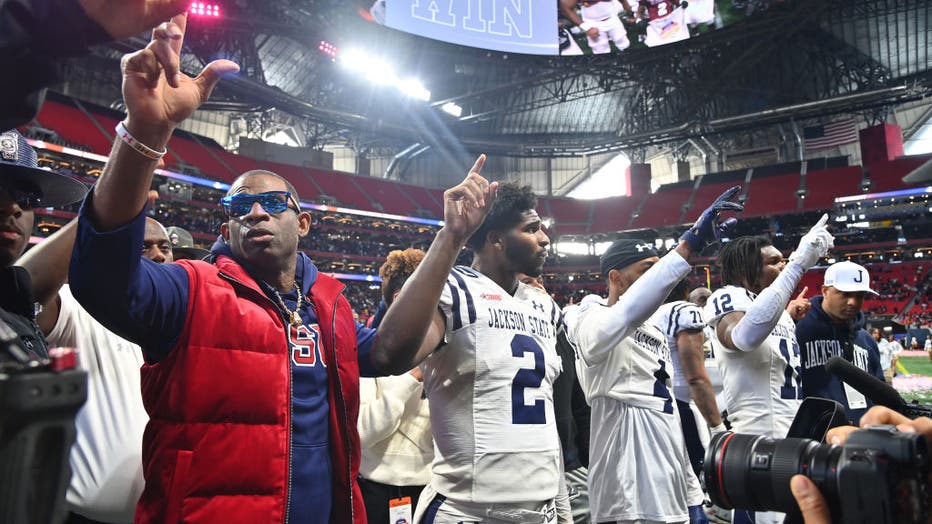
left=72, top=0, right=930, bottom=157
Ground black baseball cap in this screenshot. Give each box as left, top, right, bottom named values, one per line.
left=600, top=239, right=660, bottom=276
left=0, top=130, right=87, bottom=207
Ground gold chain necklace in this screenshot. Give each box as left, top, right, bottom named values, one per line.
left=272, top=282, right=303, bottom=327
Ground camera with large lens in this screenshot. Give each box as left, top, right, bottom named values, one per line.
left=704, top=426, right=929, bottom=524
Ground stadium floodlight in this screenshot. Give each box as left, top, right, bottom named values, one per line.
left=339, top=48, right=431, bottom=101
left=189, top=2, right=220, bottom=17
left=441, top=102, right=463, bottom=117
left=399, top=77, right=431, bottom=101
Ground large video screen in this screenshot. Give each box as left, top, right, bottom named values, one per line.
left=355, top=1, right=782, bottom=56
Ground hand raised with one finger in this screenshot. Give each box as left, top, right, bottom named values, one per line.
left=442, top=155, right=498, bottom=245
left=121, top=13, right=239, bottom=142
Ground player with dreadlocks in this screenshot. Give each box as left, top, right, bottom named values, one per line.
left=703, top=216, right=834, bottom=524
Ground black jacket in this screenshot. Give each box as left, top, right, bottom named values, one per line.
left=0, top=265, right=47, bottom=359
left=0, top=0, right=109, bottom=129
left=795, top=296, right=883, bottom=424
left=553, top=328, right=590, bottom=470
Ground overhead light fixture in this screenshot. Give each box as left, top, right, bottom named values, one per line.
left=441, top=102, right=462, bottom=117
left=318, top=41, right=338, bottom=60
left=339, top=48, right=430, bottom=101
left=189, top=2, right=220, bottom=17
left=399, top=77, right=431, bottom=102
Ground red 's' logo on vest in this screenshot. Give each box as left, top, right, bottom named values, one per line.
left=290, top=324, right=325, bottom=367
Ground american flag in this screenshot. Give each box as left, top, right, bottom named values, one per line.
left=803, top=119, right=859, bottom=151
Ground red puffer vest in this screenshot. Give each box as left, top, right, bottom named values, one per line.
left=134, top=255, right=365, bottom=523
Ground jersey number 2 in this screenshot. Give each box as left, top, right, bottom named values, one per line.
left=511, top=334, right=546, bottom=424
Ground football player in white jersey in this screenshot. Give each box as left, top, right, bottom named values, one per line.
left=703, top=215, right=833, bottom=524
left=560, top=0, right=633, bottom=53
left=566, top=187, right=743, bottom=524
left=637, top=0, right=690, bottom=47
left=648, top=279, right=724, bottom=480
left=372, top=156, right=571, bottom=523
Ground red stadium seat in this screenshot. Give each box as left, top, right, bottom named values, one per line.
left=802, top=166, right=862, bottom=210
left=865, top=155, right=932, bottom=193
left=743, top=172, right=801, bottom=217
left=631, top=185, right=695, bottom=229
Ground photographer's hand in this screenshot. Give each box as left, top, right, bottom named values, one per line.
left=792, top=405, right=932, bottom=524
left=790, top=476, right=830, bottom=524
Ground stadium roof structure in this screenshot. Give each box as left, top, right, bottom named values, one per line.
left=72, top=0, right=931, bottom=159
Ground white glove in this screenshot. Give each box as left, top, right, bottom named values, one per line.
left=788, top=213, right=834, bottom=269
left=708, top=422, right=728, bottom=437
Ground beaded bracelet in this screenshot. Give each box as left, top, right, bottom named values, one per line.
left=115, top=121, right=167, bottom=160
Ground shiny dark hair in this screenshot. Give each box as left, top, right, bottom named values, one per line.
left=466, top=183, right=537, bottom=250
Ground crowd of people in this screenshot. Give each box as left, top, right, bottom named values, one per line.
left=1, top=3, right=930, bottom=524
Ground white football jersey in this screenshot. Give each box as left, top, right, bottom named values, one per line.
left=648, top=300, right=706, bottom=403
left=571, top=300, right=675, bottom=413
left=704, top=324, right=724, bottom=395
left=568, top=295, right=701, bottom=522
left=422, top=266, right=563, bottom=504
left=642, top=2, right=690, bottom=47
left=704, top=285, right=803, bottom=438
left=581, top=0, right=622, bottom=20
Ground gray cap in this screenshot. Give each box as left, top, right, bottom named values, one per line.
left=166, top=226, right=210, bottom=260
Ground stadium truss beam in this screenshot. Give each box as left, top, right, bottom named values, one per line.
left=90, top=0, right=929, bottom=158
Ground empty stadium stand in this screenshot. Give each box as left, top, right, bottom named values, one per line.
left=24, top=95, right=932, bottom=242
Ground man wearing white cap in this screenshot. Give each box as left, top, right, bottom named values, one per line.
left=795, top=261, right=884, bottom=424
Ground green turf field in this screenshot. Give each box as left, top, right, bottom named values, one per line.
left=897, top=356, right=932, bottom=404
left=899, top=356, right=932, bottom=377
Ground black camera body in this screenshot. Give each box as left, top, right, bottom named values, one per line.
left=705, top=425, right=929, bottom=524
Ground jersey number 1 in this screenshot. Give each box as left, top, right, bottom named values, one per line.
left=779, top=339, right=803, bottom=399
left=511, top=334, right=546, bottom=424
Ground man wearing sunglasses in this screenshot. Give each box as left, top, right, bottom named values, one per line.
left=66, top=14, right=381, bottom=524
left=1, top=129, right=86, bottom=360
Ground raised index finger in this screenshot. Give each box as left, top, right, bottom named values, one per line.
left=797, top=287, right=808, bottom=300
left=169, top=13, right=188, bottom=54
left=470, top=154, right=487, bottom=176
left=814, top=213, right=829, bottom=229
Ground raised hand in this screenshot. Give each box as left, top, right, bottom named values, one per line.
left=441, top=155, right=498, bottom=245
left=786, top=286, right=811, bottom=321
left=121, top=14, right=239, bottom=142
left=679, top=185, right=744, bottom=254
left=789, top=214, right=834, bottom=269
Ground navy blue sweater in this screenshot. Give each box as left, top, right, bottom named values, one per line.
left=795, top=296, right=884, bottom=424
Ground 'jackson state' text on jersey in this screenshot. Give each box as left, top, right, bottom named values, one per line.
left=704, top=286, right=802, bottom=438
left=422, top=266, right=563, bottom=504
left=648, top=300, right=706, bottom=403
left=572, top=301, right=675, bottom=414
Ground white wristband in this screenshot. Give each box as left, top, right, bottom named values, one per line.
left=115, top=121, right=167, bottom=160
left=579, top=21, right=594, bottom=31
left=709, top=422, right=727, bottom=435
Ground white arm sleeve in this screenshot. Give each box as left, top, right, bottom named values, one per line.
left=571, top=250, right=691, bottom=365
left=730, top=260, right=805, bottom=352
